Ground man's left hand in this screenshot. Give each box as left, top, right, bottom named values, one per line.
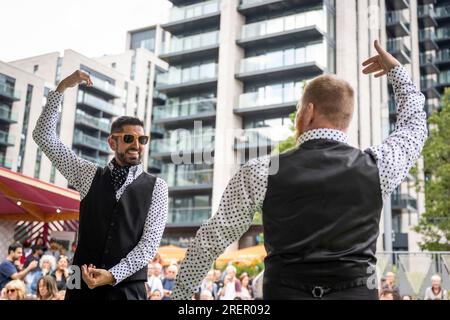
left=81, top=264, right=116, bottom=289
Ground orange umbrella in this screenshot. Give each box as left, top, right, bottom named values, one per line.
left=215, top=245, right=267, bottom=269
left=157, top=245, right=187, bottom=266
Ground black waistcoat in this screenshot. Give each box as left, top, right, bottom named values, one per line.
left=72, top=166, right=156, bottom=283
left=262, top=139, right=383, bottom=285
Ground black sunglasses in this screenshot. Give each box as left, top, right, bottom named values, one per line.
left=111, top=133, right=149, bottom=145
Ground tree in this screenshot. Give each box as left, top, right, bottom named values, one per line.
left=414, top=89, right=450, bottom=251
left=272, top=112, right=298, bottom=154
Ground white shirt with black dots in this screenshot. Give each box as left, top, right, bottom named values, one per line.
left=172, top=65, right=428, bottom=300
left=32, top=91, right=169, bottom=285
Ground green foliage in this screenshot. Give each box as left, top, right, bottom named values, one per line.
left=415, top=89, right=450, bottom=251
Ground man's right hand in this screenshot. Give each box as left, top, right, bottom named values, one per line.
left=56, top=70, right=93, bottom=93
left=362, top=40, right=401, bottom=78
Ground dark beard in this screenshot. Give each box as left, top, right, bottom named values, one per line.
left=117, top=149, right=142, bottom=166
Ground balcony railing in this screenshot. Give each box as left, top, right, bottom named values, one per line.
left=0, top=130, right=14, bottom=146
left=151, top=134, right=215, bottom=155
left=436, top=49, right=450, bottom=63
left=387, top=37, right=411, bottom=53
left=73, top=130, right=110, bottom=153
left=75, top=110, right=111, bottom=132
left=157, top=63, right=218, bottom=87
left=418, top=4, right=436, bottom=19
left=0, top=83, right=20, bottom=101
left=240, top=9, right=325, bottom=40
left=167, top=206, right=212, bottom=225
left=89, top=74, right=122, bottom=98
left=239, top=43, right=326, bottom=74
left=161, top=169, right=214, bottom=188
left=153, top=99, right=216, bottom=121
left=391, top=194, right=417, bottom=211
left=435, top=5, right=450, bottom=19
left=78, top=153, right=109, bottom=167
left=236, top=127, right=292, bottom=149
left=237, top=85, right=303, bottom=109
left=168, top=0, right=220, bottom=23
left=0, top=153, right=12, bottom=169
left=436, top=27, right=450, bottom=40
left=161, top=31, right=219, bottom=55
left=386, top=10, right=409, bottom=26
left=77, top=91, right=124, bottom=116
left=0, top=104, right=18, bottom=123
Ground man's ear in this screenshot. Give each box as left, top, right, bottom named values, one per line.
left=108, top=136, right=117, bottom=151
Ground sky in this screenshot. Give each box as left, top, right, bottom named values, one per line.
left=0, top=0, right=172, bottom=62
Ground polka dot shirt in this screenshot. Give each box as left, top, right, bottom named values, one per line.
left=172, top=65, right=428, bottom=300
left=32, top=91, right=169, bottom=285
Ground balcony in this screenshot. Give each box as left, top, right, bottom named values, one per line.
left=0, top=154, right=12, bottom=169
left=237, top=46, right=326, bottom=82
left=153, top=99, right=216, bottom=126
left=155, top=63, right=218, bottom=94
left=419, top=29, right=439, bottom=50
left=78, top=152, right=109, bottom=167
left=167, top=206, right=212, bottom=226
left=235, top=85, right=302, bottom=116
left=386, top=0, right=409, bottom=10
left=150, top=133, right=215, bottom=158
left=237, top=10, right=325, bottom=49
left=162, top=0, right=221, bottom=34
left=72, top=130, right=110, bottom=154
left=435, top=5, right=450, bottom=21
left=436, top=27, right=450, bottom=46
left=77, top=91, right=124, bottom=117
left=419, top=53, right=439, bottom=75
left=75, top=110, right=111, bottom=133
left=391, top=194, right=417, bottom=212
left=388, top=37, right=412, bottom=64
left=85, top=74, right=122, bottom=99
left=386, top=11, right=410, bottom=37
left=420, top=78, right=440, bottom=99
left=238, top=0, right=324, bottom=16
left=153, top=90, right=167, bottom=104
left=0, top=130, right=14, bottom=147
left=161, top=169, right=214, bottom=192
left=435, top=49, right=450, bottom=68
left=235, top=127, right=292, bottom=151
left=0, top=104, right=18, bottom=124
left=418, top=4, right=438, bottom=27
left=0, top=83, right=20, bottom=102
left=148, top=158, right=163, bottom=172
left=160, top=31, right=219, bottom=64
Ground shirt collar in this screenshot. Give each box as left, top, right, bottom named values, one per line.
left=297, top=128, right=349, bottom=146
left=108, top=158, right=142, bottom=176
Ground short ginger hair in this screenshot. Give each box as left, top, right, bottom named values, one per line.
left=301, top=74, right=355, bottom=129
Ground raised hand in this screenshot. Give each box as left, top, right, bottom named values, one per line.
left=362, top=40, right=401, bottom=78
left=56, top=70, right=93, bottom=93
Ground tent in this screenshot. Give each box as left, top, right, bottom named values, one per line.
left=0, top=167, right=80, bottom=222
left=215, top=244, right=267, bottom=268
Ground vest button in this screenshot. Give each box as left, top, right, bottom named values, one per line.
left=104, top=249, right=109, bottom=254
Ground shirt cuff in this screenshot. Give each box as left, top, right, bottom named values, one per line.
left=108, top=266, right=123, bottom=286
left=387, top=65, right=404, bottom=83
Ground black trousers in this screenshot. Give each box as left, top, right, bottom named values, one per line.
left=263, top=281, right=379, bottom=300
left=65, top=280, right=147, bottom=300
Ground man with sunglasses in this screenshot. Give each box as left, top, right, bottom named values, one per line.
left=33, top=70, right=168, bottom=300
